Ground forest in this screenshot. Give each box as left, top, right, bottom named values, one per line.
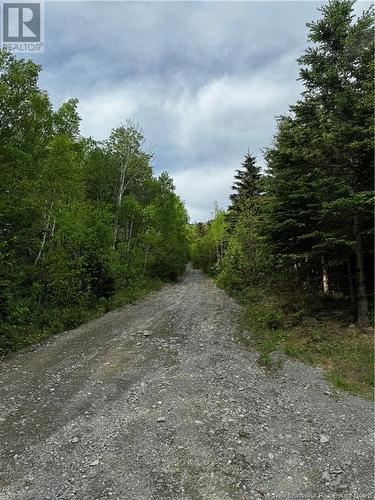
left=190, top=1, right=374, bottom=396
left=0, top=51, right=189, bottom=354
left=0, top=2, right=373, bottom=497
left=0, top=1, right=373, bottom=400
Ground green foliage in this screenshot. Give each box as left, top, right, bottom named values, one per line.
left=0, top=51, right=189, bottom=355
left=227, top=152, right=262, bottom=228
left=190, top=1, right=374, bottom=396
left=192, top=0, right=373, bottom=323
left=190, top=205, right=227, bottom=275
left=239, top=289, right=373, bottom=398
left=265, top=0, right=374, bottom=327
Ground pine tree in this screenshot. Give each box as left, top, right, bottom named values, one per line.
left=227, top=152, right=262, bottom=231
left=265, top=0, right=374, bottom=326
left=298, top=0, right=374, bottom=326
left=229, top=153, right=262, bottom=209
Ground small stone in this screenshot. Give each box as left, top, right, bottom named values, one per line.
left=71, top=437, right=79, bottom=443
left=157, top=417, right=166, bottom=422
left=336, top=483, right=348, bottom=492
left=239, top=431, right=249, bottom=438
left=143, top=331, right=151, bottom=337
left=321, top=471, right=330, bottom=481
left=194, top=420, right=204, bottom=426
left=320, top=434, right=330, bottom=444
left=268, top=453, right=274, bottom=460
left=324, top=390, right=331, bottom=396
left=90, top=459, right=100, bottom=467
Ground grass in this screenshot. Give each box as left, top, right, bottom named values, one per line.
left=238, top=288, right=374, bottom=399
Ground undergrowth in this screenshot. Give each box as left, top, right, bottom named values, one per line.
left=0, top=278, right=163, bottom=356
left=232, top=286, right=374, bottom=399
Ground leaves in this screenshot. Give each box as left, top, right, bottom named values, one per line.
left=191, top=0, right=373, bottom=326
left=0, top=50, right=189, bottom=354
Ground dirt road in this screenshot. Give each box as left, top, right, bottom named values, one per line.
left=0, top=266, right=373, bottom=499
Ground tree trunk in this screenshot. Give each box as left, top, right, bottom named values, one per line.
left=112, top=162, right=126, bottom=249
left=346, top=256, right=355, bottom=303
left=126, top=217, right=133, bottom=257
left=51, top=218, right=56, bottom=238
left=321, top=255, right=329, bottom=294
left=35, top=200, right=54, bottom=264
left=112, top=161, right=136, bottom=250
left=353, top=219, right=369, bottom=328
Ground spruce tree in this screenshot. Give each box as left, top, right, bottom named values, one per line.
left=266, top=0, right=373, bottom=326
left=227, top=152, right=262, bottom=231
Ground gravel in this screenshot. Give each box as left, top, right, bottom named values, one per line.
left=0, top=265, right=373, bottom=499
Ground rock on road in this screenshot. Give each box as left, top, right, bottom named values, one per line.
left=0, top=266, right=373, bottom=499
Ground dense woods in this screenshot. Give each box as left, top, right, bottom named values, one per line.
left=191, top=1, right=373, bottom=394
left=0, top=0, right=373, bottom=390
left=0, top=51, right=189, bottom=354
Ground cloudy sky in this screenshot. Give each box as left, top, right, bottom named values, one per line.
left=32, top=1, right=368, bottom=221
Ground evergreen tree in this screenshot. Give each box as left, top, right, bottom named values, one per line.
left=228, top=152, right=262, bottom=215
left=266, top=0, right=374, bottom=326
left=192, top=1, right=373, bottom=329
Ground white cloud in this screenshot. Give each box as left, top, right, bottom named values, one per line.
left=46, top=71, right=296, bottom=222
left=72, top=64, right=301, bottom=221
left=36, top=0, right=348, bottom=221
left=172, top=163, right=237, bottom=223
left=78, top=90, right=138, bottom=139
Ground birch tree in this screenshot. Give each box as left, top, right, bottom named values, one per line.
left=105, top=121, right=151, bottom=249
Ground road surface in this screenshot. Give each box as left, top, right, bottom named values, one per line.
left=0, top=266, right=373, bottom=499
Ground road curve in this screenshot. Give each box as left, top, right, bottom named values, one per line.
left=0, top=265, right=373, bottom=499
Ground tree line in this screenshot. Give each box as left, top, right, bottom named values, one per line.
left=0, top=51, right=189, bottom=353
left=191, top=0, right=374, bottom=328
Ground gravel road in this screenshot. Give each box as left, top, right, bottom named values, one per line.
left=0, top=265, right=373, bottom=499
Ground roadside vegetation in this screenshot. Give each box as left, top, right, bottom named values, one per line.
left=0, top=52, right=189, bottom=355
left=191, top=0, right=374, bottom=398
left=239, top=289, right=374, bottom=399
